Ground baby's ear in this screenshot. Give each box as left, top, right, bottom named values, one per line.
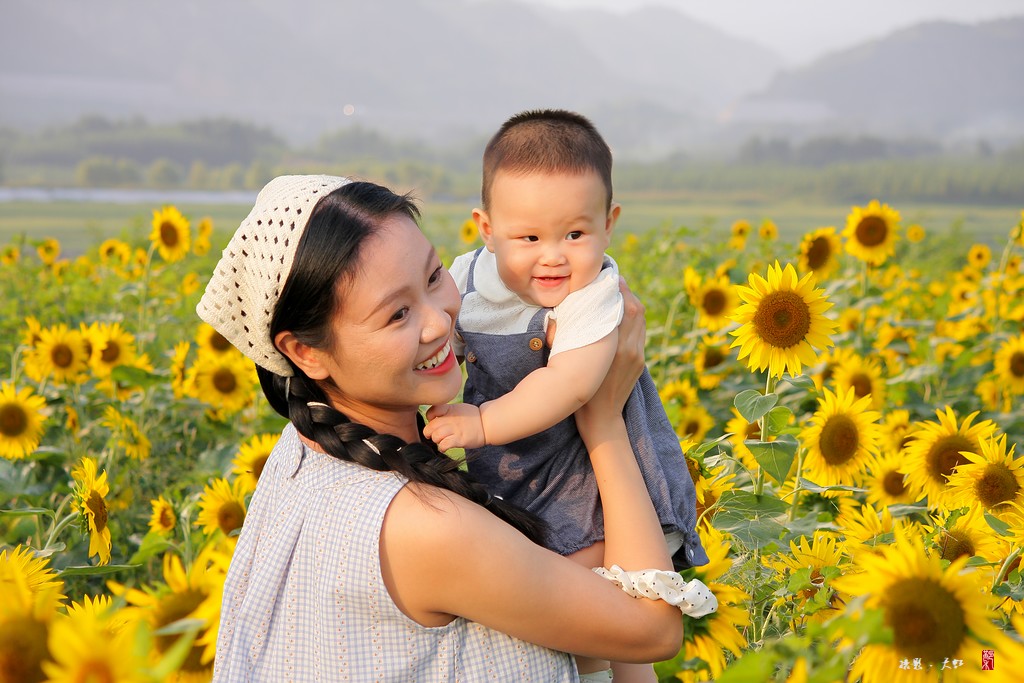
left=605, top=202, right=622, bottom=237
left=473, top=208, right=495, bottom=252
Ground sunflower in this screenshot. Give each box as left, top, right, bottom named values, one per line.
left=906, top=223, right=926, bottom=243
left=149, top=495, right=177, bottom=536
left=994, top=334, right=1024, bottom=394
left=836, top=502, right=896, bottom=552
left=1, top=244, right=20, bottom=265
left=800, top=386, right=880, bottom=487
left=797, top=227, right=842, bottom=281
left=864, top=453, right=921, bottom=509
left=35, top=237, right=60, bottom=265
left=676, top=582, right=750, bottom=682
left=843, top=200, right=900, bottom=266
left=878, top=409, right=914, bottom=456
left=766, top=531, right=849, bottom=623
left=193, top=216, right=213, bottom=256
left=834, top=530, right=1006, bottom=682
left=692, top=461, right=737, bottom=523
left=101, top=405, right=152, bottom=461
left=169, top=341, right=194, bottom=399
left=725, top=407, right=764, bottom=472
left=759, top=219, right=778, bottom=240
left=109, top=549, right=225, bottom=681
left=658, top=378, right=699, bottom=408
left=459, top=218, right=478, bottom=245
left=967, top=243, right=992, bottom=271
left=0, top=610, right=51, bottom=683
left=41, top=602, right=148, bottom=683
left=71, top=457, right=112, bottom=565
left=693, top=336, right=731, bottom=389
left=196, top=477, right=248, bottom=537
left=682, top=267, right=702, bottom=299
left=946, top=433, right=1024, bottom=519
left=690, top=523, right=734, bottom=585
left=675, top=403, right=715, bottom=444
left=97, top=351, right=155, bottom=401
left=924, top=506, right=1003, bottom=565
left=691, top=275, right=737, bottom=332
left=831, top=352, right=887, bottom=410
left=0, top=545, right=66, bottom=614
left=232, top=432, right=280, bottom=491
left=0, top=382, right=47, bottom=461
left=903, top=407, right=996, bottom=510
left=194, top=322, right=236, bottom=357
left=731, top=219, right=751, bottom=239
left=179, top=272, right=201, bottom=297
left=24, top=323, right=89, bottom=384
left=837, top=308, right=861, bottom=336
left=150, top=205, right=191, bottom=262
left=97, top=238, right=132, bottom=268
left=188, top=353, right=257, bottom=415
left=21, top=316, right=44, bottom=350
left=89, top=322, right=137, bottom=378
left=728, top=261, right=838, bottom=378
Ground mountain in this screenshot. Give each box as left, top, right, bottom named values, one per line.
left=735, top=17, right=1024, bottom=139
left=0, top=0, right=780, bottom=149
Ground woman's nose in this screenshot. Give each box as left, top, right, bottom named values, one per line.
left=422, top=304, right=452, bottom=342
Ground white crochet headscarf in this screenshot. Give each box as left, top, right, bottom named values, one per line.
left=196, top=174, right=352, bottom=376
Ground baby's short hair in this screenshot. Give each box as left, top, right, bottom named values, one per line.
left=481, top=109, right=613, bottom=210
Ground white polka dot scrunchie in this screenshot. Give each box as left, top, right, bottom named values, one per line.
left=592, top=565, right=718, bottom=617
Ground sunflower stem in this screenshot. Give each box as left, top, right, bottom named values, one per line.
left=754, top=374, right=779, bottom=496
left=44, top=510, right=79, bottom=551
left=991, top=546, right=1022, bottom=593
left=137, top=242, right=157, bottom=354
left=788, top=448, right=806, bottom=521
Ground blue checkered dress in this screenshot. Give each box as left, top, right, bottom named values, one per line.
left=213, top=424, right=578, bottom=682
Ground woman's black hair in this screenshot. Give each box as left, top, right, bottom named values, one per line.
left=256, top=181, right=547, bottom=544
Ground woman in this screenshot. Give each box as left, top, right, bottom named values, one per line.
left=198, top=175, right=715, bottom=681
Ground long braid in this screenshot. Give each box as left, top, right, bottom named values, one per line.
left=264, top=368, right=547, bottom=544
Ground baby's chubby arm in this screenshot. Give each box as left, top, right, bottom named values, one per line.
left=425, top=329, right=618, bottom=451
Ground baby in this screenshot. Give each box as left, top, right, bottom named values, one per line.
left=424, top=110, right=711, bottom=681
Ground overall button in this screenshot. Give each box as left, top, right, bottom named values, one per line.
left=528, top=337, right=544, bottom=351
left=466, top=351, right=477, bottom=363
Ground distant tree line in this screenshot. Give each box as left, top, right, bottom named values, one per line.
left=0, top=116, right=1022, bottom=204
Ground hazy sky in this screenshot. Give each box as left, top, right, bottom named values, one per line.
left=513, top=0, right=1024, bottom=63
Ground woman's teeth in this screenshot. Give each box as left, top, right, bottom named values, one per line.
left=415, top=342, right=451, bottom=370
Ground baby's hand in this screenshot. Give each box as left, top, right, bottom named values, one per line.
left=424, top=403, right=486, bottom=451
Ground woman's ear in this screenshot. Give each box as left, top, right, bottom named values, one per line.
left=274, top=331, right=330, bottom=380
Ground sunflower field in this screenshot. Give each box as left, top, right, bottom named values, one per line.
left=2, top=200, right=1024, bottom=682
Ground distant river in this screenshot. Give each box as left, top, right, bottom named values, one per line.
left=0, top=187, right=258, bottom=205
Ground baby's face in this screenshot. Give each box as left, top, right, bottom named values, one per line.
left=479, top=170, right=616, bottom=308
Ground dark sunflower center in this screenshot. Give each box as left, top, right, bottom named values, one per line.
left=51, top=343, right=74, bottom=368
left=218, top=501, right=246, bottom=535
left=211, top=331, right=232, bottom=352
left=753, top=291, right=811, bottom=349
left=683, top=420, right=701, bottom=437
left=100, top=340, right=121, bottom=363
left=807, top=236, right=832, bottom=270
left=213, top=368, right=238, bottom=394
left=159, top=221, right=179, bottom=247
left=703, top=347, right=725, bottom=369
left=850, top=373, right=872, bottom=399
left=695, top=490, right=719, bottom=522
left=926, top=435, right=975, bottom=483
left=745, top=422, right=761, bottom=439
left=882, top=470, right=907, bottom=497
left=0, top=404, right=28, bottom=437
left=75, top=661, right=116, bottom=683
left=252, top=455, right=269, bottom=481
left=86, top=490, right=108, bottom=532
left=0, top=616, right=49, bottom=683
left=855, top=215, right=888, bottom=247
left=153, top=589, right=209, bottom=671
left=159, top=506, right=176, bottom=530
left=937, top=530, right=974, bottom=562
left=818, top=414, right=860, bottom=466
left=1010, top=352, right=1024, bottom=378
left=886, top=577, right=966, bottom=663
left=976, top=463, right=1020, bottom=509
left=702, top=288, right=727, bottom=316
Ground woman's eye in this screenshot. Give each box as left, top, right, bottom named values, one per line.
left=567, top=231, right=583, bottom=240
left=428, top=265, right=443, bottom=285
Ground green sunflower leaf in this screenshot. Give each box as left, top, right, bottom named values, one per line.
left=58, top=563, right=140, bottom=577
left=747, top=434, right=798, bottom=484
left=734, top=389, right=778, bottom=423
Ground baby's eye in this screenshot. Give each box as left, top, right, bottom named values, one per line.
left=390, top=307, right=409, bottom=323
left=566, top=231, right=583, bottom=240
left=521, top=235, right=539, bottom=242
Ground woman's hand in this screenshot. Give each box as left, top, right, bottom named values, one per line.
left=575, top=277, right=645, bottom=440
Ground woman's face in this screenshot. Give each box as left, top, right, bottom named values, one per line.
left=317, top=214, right=462, bottom=437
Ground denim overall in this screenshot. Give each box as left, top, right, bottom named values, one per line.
left=458, top=249, right=709, bottom=569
